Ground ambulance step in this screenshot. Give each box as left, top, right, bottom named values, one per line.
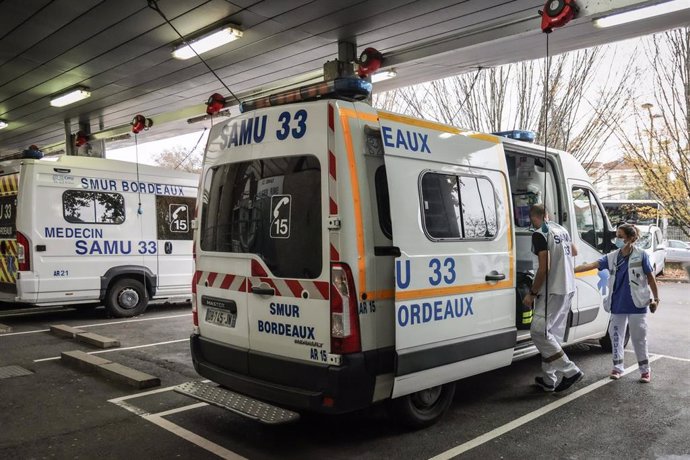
left=175, top=381, right=300, bottom=425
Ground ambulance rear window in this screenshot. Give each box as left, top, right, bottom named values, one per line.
left=200, top=155, right=322, bottom=279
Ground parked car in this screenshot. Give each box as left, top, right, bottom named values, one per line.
left=666, top=239, right=690, bottom=264
left=636, top=225, right=666, bottom=276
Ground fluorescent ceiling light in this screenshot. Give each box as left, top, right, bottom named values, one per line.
left=0, top=120, right=7, bottom=129
left=593, top=0, right=690, bottom=28
left=50, top=87, right=91, bottom=107
left=173, top=26, right=243, bottom=60
left=371, top=69, right=397, bottom=83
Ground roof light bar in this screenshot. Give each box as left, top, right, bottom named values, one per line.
left=240, top=77, right=372, bottom=113
left=371, top=69, right=397, bottom=83
left=172, top=26, right=243, bottom=60
left=0, top=120, right=8, bottom=129
left=593, top=0, right=690, bottom=28
left=50, top=87, right=91, bottom=107
left=492, top=130, right=536, bottom=143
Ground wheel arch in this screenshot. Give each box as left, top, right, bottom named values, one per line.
left=100, top=266, right=157, bottom=300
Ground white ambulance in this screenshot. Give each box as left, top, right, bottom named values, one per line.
left=0, top=155, right=198, bottom=317
left=182, top=78, right=617, bottom=427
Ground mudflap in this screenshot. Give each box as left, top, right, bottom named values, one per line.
left=175, top=381, right=300, bottom=424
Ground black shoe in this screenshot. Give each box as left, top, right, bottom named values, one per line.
left=555, top=371, right=584, bottom=393
left=534, top=376, right=555, bottom=392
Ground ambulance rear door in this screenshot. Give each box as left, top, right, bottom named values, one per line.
left=377, top=112, right=516, bottom=398
left=197, top=102, right=332, bottom=369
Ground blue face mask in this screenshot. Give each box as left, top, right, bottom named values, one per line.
left=615, top=238, right=625, bottom=249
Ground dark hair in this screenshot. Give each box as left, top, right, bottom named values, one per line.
left=529, top=204, right=546, bottom=218
left=618, top=223, right=638, bottom=241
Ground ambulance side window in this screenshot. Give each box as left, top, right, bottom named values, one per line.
left=374, top=166, right=392, bottom=239
left=63, top=190, right=125, bottom=224
left=420, top=172, right=497, bottom=240
left=200, top=156, right=322, bottom=279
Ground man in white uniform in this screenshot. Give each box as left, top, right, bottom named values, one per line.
left=522, top=204, right=584, bottom=392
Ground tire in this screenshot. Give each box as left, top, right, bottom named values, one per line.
left=599, top=323, right=630, bottom=352
left=105, top=278, right=149, bottom=318
left=387, top=383, right=456, bottom=429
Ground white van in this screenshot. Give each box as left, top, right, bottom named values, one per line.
left=182, top=80, right=617, bottom=427
left=635, top=224, right=666, bottom=276
left=0, top=155, right=198, bottom=317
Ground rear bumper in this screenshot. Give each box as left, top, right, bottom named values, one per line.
left=190, top=334, right=391, bottom=414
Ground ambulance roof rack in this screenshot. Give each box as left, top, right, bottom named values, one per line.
left=492, top=130, right=536, bottom=143
left=239, top=77, right=372, bottom=113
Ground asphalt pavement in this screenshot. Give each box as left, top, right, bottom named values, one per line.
left=0, top=283, right=688, bottom=459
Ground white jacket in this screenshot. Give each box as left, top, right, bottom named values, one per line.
left=603, top=246, right=652, bottom=312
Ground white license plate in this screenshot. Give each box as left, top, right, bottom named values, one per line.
left=205, top=308, right=237, bottom=328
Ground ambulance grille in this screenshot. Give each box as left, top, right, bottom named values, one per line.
left=175, top=381, right=300, bottom=424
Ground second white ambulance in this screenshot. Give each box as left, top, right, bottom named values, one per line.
left=182, top=78, right=617, bottom=427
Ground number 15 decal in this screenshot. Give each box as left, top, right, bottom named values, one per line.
left=270, top=195, right=291, bottom=239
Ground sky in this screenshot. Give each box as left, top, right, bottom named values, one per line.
left=105, top=34, right=655, bottom=165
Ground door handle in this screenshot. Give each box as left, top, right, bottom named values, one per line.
left=251, top=286, right=275, bottom=296
left=485, top=272, right=506, bottom=282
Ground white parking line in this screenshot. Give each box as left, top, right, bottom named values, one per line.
left=0, top=313, right=191, bottom=337
left=143, top=414, right=247, bottom=459
left=429, top=354, right=663, bottom=460
left=108, top=380, right=210, bottom=403
left=109, top=385, right=244, bottom=460
left=33, top=338, right=189, bottom=362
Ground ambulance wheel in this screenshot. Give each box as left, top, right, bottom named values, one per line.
left=599, top=324, right=630, bottom=352
left=388, top=383, right=456, bottom=429
left=106, top=278, right=149, bottom=318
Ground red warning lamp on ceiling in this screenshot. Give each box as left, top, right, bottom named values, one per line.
left=74, top=131, right=89, bottom=147
left=131, top=114, right=153, bottom=134
left=357, top=47, right=383, bottom=78
left=206, top=93, right=226, bottom=115
left=539, top=0, right=579, bottom=33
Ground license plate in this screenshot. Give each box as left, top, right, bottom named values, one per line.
left=205, top=308, right=237, bottom=328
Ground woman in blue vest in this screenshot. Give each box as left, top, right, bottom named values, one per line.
left=575, top=224, right=659, bottom=383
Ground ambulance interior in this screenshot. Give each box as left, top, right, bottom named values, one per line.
left=505, top=151, right=559, bottom=331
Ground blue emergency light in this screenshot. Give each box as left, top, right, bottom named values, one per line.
left=240, top=77, right=372, bottom=113
left=492, top=130, right=537, bottom=143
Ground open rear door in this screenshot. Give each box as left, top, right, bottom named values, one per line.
left=377, top=112, right=517, bottom=398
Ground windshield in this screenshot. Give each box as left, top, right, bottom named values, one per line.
left=200, top=155, right=322, bottom=279
left=637, top=232, right=652, bottom=250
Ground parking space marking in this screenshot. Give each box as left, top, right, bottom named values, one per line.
left=33, top=338, right=189, bottom=362
left=429, top=355, right=663, bottom=460
left=0, top=313, right=191, bottom=338
left=142, top=413, right=247, bottom=460
left=108, top=385, right=244, bottom=460
left=655, top=354, right=690, bottom=362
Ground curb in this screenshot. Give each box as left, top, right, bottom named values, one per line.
left=50, top=324, right=120, bottom=348
left=61, top=350, right=160, bottom=389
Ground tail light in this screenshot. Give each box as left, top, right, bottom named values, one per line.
left=330, top=263, right=361, bottom=354
left=16, top=231, right=30, bottom=271
left=191, top=271, right=199, bottom=329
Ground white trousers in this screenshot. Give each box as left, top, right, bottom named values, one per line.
left=530, top=292, right=580, bottom=386
left=610, top=313, right=650, bottom=374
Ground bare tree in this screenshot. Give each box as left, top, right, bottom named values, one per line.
left=617, top=28, right=690, bottom=235
left=153, top=146, right=202, bottom=173
left=373, top=46, right=635, bottom=166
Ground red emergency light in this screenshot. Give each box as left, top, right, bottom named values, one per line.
left=357, top=47, right=383, bottom=78
left=75, top=131, right=89, bottom=147
left=206, top=93, right=226, bottom=115
left=539, top=0, right=579, bottom=33
left=131, top=114, right=153, bottom=134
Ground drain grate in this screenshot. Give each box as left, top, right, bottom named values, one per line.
left=0, top=365, right=34, bottom=379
